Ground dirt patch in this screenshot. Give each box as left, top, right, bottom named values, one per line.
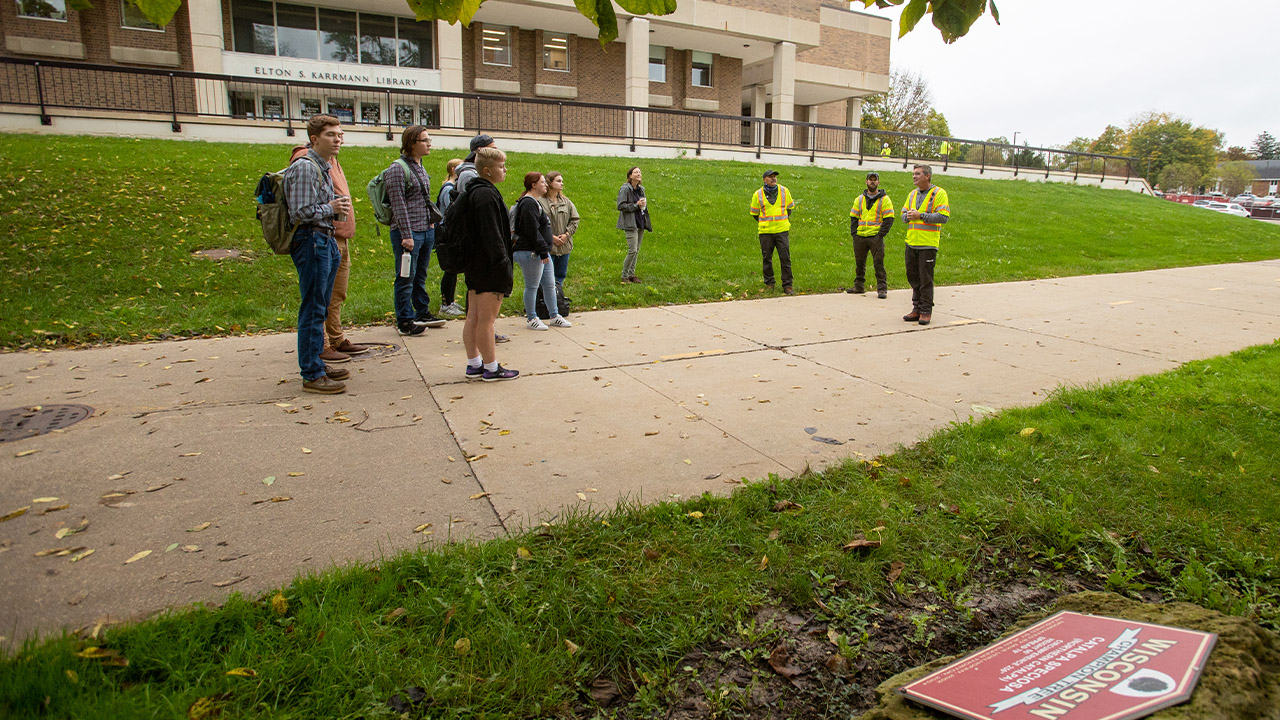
left=191, top=248, right=245, bottom=261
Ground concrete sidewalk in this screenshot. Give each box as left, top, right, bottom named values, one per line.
left=2, top=260, right=1279, bottom=647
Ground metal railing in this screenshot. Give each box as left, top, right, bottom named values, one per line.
left=1, top=57, right=1136, bottom=180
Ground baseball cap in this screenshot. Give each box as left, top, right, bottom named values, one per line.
left=762, top=170, right=779, bottom=178
left=866, top=171, right=879, bottom=179
left=469, top=133, right=495, bottom=151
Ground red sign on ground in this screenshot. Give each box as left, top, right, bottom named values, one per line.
left=898, top=611, right=1216, bottom=720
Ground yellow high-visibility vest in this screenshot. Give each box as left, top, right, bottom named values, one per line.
left=750, top=185, right=794, bottom=234
left=880, top=145, right=891, bottom=156
left=850, top=193, right=894, bottom=237
left=903, top=185, right=951, bottom=249
left=939, top=141, right=951, bottom=156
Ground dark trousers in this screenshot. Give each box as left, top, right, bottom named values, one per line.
left=440, top=271, right=459, bottom=306
left=904, top=245, right=938, bottom=314
left=759, top=231, right=792, bottom=287
left=290, top=227, right=340, bottom=381
left=390, top=227, right=434, bottom=325
left=852, top=234, right=887, bottom=292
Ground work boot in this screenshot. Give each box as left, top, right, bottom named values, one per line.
left=325, top=367, right=350, bottom=381
left=917, top=313, right=931, bottom=326
left=903, top=311, right=920, bottom=322
left=302, top=375, right=346, bottom=394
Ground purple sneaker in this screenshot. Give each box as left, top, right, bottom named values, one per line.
left=482, top=364, right=520, bottom=382
left=465, top=365, right=484, bottom=381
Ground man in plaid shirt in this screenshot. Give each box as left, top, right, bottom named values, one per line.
left=282, top=114, right=354, bottom=394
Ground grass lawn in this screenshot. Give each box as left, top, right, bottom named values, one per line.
left=2, top=133, right=1279, bottom=349
left=2, top=341, right=1278, bottom=718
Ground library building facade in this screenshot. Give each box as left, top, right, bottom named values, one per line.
left=2, top=0, right=890, bottom=145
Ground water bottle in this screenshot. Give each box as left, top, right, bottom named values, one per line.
left=399, top=250, right=412, bottom=278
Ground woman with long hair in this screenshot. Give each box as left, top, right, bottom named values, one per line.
left=537, top=171, right=580, bottom=295
left=616, top=166, right=651, bottom=283
left=512, top=172, right=571, bottom=331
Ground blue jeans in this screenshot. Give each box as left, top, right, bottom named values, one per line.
left=513, top=250, right=557, bottom=320
left=291, top=227, right=340, bottom=380
left=390, top=227, right=434, bottom=324
left=550, top=253, right=569, bottom=286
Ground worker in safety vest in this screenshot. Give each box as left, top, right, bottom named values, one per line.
left=749, top=169, right=797, bottom=294
left=880, top=143, right=891, bottom=157
left=939, top=140, right=951, bottom=161
left=846, top=171, right=894, bottom=298
left=901, top=163, right=950, bottom=326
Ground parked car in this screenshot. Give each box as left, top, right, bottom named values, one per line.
left=1192, top=199, right=1213, bottom=207
left=1231, top=194, right=1257, bottom=206
left=1251, top=196, right=1277, bottom=207
left=1207, top=191, right=1226, bottom=198
left=1207, top=202, right=1252, bottom=218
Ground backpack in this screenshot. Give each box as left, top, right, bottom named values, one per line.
left=535, top=282, right=571, bottom=320
left=434, top=189, right=471, bottom=274
left=366, top=158, right=413, bottom=226
left=254, top=155, right=321, bottom=255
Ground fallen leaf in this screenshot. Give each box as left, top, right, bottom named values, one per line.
left=1019, top=427, right=1037, bottom=437
left=970, top=404, right=996, bottom=414
left=644, top=431, right=659, bottom=436
left=145, top=483, right=172, bottom=493
left=188, top=522, right=212, bottom=532
left=1148, top=465, right=1160, bottom=474
left=576, top=492, right=587, bottom=501
left=301, top=448, right=312, bottom=454
left=384, top=607, right=407, bottom=622
left=564, top=639, right=579, bottom=655
left=827, top=627, right=842, bottom=645
left=225, top=667, right=257, bottom=677
left=469, top=492, right=490, bottom=500
left=181, top=545, right=200, bottom=553
left=32, top=497, right=59, bottom=503
left=65, top=669, right=79, bottom=683
left=14, top=449, right=40, bottom=458
left=188, top=694, right=230, bottom=720
left=40, top=503, right=69, bottom=514
left=165, top=543, right=179, bottom=553
left=179, top=452, right=201, bottom=457
left=768, top=645, right=803, bottom=678
left=687, top=511, right=704, bottom=519
left=454, top=637, right=471, bottom=655
left=287, top=472, right=304, bottom=477
left=124, top=550, right=151, bottom=564
left=825, top=654, right=852, bottom=677
left=70, top=548, right=95, bottom=563
left=252, top=496, right=292, bottom=504
left=465, top=454, right=487, bottom=461
left=886, top=560, right=905, bottom=583
left=758, top=555, right=769, bottom=571
left=842, top=536, right=881, bottom=552
left=75, top=646, right=121, bottom=660
left=262, top=476, right=276, bottom=486
left=767, top=528, right=780, bottom=541
left=516, top=546, right=532, bottom=559
left=213, top=576, right=248, bottom=588
left=194, top=377, right=211, bottom=384
left=643, top=548, right=660, bottom=560
left=1, top=506, right=30, bottom=522
left=413, top=523, right=433, bottom=533
left=773, top=500, right=803, bottom=512
left=683, top=459, right=692, bottom=465
left=271, top=593, right=288, bottom=615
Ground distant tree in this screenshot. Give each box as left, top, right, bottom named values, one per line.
left=1217, top=161, right=1258, bottom=197
left=923, top=109, right=951, bottom=157
left=1090, top=125, right=1126, bottom=155
left=1252, top=131, right=1278, bottom=160
left=864, top=69, right=936, bottom=137
left=1012, top=145, right=1046, bottom=169
left=1222, top=146, right=1254, bottom=162
left=1158, top=162, right=1204, bottom=192
left=1125, top=112, right=1222, bottom=186
left=965, top=137, right=1008, bottom=166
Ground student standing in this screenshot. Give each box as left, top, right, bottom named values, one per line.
left=386, top=125, right=446, bottom=336
left=616, top=166, right=651, bottom=283
left=461, top=147, right=519, bottom=381
left=281, top=114, right=353, bottom=394
left=436, top=157, right=465, bottom=318
left=512, top=172, right=572, bottom=331
left=537, top=171, right=580, bottom=293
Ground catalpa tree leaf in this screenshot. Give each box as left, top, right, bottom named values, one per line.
left=861, top=0, right=998, bottom=44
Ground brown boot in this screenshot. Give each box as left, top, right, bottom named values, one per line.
left=319, top=348, right=350, bottom=363
left=326, top=367, right=350, bottom=381
left=333, top=339, right=370, bottom=355
left=903, top=311, right=920, bottom=322
left=303, top=375, right=346, bottom=394
left=917, top=313, right=931, bottom=326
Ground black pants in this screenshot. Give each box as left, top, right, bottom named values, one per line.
left=759, top=231, right=792, bottom=287
left=904, top=245, right=937, bottom=313
left=853, top=234, right=887, bottom=291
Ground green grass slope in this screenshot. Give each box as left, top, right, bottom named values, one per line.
left=2, top=133, right=1277, bottom=348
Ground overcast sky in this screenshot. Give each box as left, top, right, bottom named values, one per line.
left=860, top=0, right=1277, bottom=151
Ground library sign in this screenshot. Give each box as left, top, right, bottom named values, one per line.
left=898, top=612, right=1216, bottom=720
left=221, top=53, right=441, bottom=91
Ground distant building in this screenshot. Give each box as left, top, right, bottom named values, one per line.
left=2, top=0, right=890, bottom=142
left=1246, top=160, right=1280, bottom=196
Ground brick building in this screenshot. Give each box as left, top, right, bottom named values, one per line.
left=2, top=0, right=890, bottom=144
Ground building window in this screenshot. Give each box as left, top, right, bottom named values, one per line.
left=262, top=95, right=284, bottom=118
left=229, top=0, right=434, bottom=68
left=482, top=25, right=511, bottom=66
left=360, top=101, right=381, bottom=124
left=648, top=45, right=666, bottom=83
left=542, top=32, right=568, bottom=71
left=328, top=98, right=354, bottom=122
left=691, top=51, right=712, bottom=87
left=121, top=0, right=162, bottom=29
left=231, top=91, right=256, bottom=118
left=17, top=0, right=67, bottom=20
left=419, top=101, right=439, bottom=128
left=300, top=97, right=321, bottom=117
left=275, top=3, right=319, bottom=60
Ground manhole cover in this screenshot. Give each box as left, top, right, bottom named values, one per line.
left=352, top=343, right=400, bottom=361
left=0, top=404, right=93, bottom=443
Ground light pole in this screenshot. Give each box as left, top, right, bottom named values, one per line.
left=1013, top=131, right=1019, bottom=147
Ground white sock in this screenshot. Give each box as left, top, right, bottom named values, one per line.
left=484, top=361, right=498, bottom=372
left=467, top=356, right=482, bottom=368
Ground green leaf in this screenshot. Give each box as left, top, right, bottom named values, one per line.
left=132, top=0, right=183, bottom=27
left=930, top=0, right=991, bottom=44
left=405, top=0, right=484, bottom=26
left=897, top=0, right=929, bottom=39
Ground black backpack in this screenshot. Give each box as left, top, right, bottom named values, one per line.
left=434, top=189, right=471, bottom=274
left=535, top=283, right=571, bottom=320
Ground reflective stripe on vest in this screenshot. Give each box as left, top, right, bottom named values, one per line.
left=851, top=194, right=889, bottom=237
left=904, top=186, right=944, bottom=248
left=754, top=187, right=791, bottom=234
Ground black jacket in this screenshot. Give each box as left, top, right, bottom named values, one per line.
left=462, top=178, right=514, bottom=295
left=512, top=196, right=554, bottom=258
